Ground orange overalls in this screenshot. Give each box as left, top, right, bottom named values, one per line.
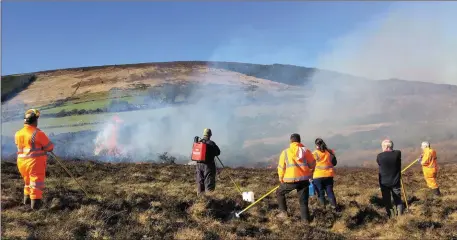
left=420, top=147, right=439, bottom=189
left=15, top=125, right=54, bottom=200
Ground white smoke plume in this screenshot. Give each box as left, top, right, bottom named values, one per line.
left=315, top=2, right=457, bottom=85
left=303, top=2, right=457, bottom=164
left=90, top=1, right=457, bottom=166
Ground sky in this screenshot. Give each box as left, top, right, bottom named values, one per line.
left=1, top=1, right=456, bottom=84
left=1, top=1, right=390, bottom=75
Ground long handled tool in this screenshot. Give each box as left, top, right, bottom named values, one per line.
left=401, top=159, right=419, bottom=174
left=234, top=185, right=280, bottom=218
left=400, top=178, right=409, bottom=210
left=49, top=152, right=90, bottom=197
left=216, top=156, right=243, bottom=195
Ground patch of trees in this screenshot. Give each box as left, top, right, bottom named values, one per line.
left=53, top=108, right=107, bottom=117
left=1, top=74, right=37, bottom=102
left=158, top=152, right=177, bottom=165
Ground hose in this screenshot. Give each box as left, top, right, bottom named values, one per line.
left=49, top=152, right=90, bottom=197
left=216, top=156, right=243, bottom=195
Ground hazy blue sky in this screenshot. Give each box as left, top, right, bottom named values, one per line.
left=1, top=1, right=396, bottom=75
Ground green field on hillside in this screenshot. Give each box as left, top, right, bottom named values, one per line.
left=1, top=106, right=182, bottom=136
left=41, top=96, right=137, bottom=114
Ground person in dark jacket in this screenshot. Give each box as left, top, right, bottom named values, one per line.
left=196, top=128, right=221, bottom=195
left=376, top=139, right=404, bottom=218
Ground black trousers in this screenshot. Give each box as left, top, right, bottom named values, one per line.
left=196, top=162, right=216, bottom=194
left=276, top=181, right=310, bottom=221
left=380, top=184, right=404, bottom=217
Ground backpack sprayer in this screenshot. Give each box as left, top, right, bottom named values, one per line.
left=191, top=136, right=254, bottom=202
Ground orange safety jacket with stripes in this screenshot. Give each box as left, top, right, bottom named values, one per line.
left=277, top=142, right=315, bottom=183
left=15, top=125, right=54, bottom=160
left=312, top=149, right=336, bottom=179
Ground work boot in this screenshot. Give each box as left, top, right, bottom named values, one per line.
left=388, top=208, right=396, bottom=219
left=23, top=195, right=31, bottom=205
left=331, top=205, right=341, bottom=213
left=433, top=188, right=441, bottom=196
left=396, top=204, right=404, bottom=216
left=31, top=199, right=42, bottom=210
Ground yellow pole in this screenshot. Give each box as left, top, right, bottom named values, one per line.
left=235, top=185, right=280, bottom=217
left=401, top=159, right=419, bottom=174
left=216, top=156, right=243, bottom=195
left=400, top=178, right=409, bottom=209
left=50, top=152, right=90, bottom=197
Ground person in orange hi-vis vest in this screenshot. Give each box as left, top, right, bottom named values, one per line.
left=276, top=133, right=315, bottom=223
left=418, top=141, right=441, bottom=196
left=312, top=138, right=339, bottom=211
left=15, top=109, right=54, bottom=210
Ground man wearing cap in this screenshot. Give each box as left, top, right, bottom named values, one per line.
left=418, top=141, right=441, bottom=196
left=376, top=139, right=404, bottom=218
left=15, top=109, right=54, bottom=210
left=196, top=128, right=221, bottom=195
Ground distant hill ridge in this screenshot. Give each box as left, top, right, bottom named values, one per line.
left=2, top=61, right=457, bottom=107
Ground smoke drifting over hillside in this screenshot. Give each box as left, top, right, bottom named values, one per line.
left=93, top=64, right=255, bottom=165
left=4, top=2, right=455, bottom=166
left=316, top=2, right=457, bottom=85
left=90, top=2, right=457, bottom=166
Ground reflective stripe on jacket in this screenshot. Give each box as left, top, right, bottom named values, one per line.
left=421, top=147, right=438, bottom=169
left=15, top=125, right=54, bottom=160
left=312, top=149, right=335, bottom=178
left=277, top=142, right=315, bottom=183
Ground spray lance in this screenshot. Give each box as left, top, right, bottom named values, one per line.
left=399, top=157, right=421, bottom=211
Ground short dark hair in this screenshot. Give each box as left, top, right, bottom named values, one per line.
left=290, top=133, right=301, bottom=143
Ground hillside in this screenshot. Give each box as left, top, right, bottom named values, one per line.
left=2, top=61, right=293, bottom=107
left=2, top=61, right=457, bottom=166
left=2, top=160, right=456, bottom=239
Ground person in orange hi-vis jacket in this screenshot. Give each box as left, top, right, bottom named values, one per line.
left=15, top=109, right=54, bottom=210
left=418, top=141, right=441, bottom=196
left=276, top=133, right=316, bottom=223
left=312, top=138, right=339, bottom=211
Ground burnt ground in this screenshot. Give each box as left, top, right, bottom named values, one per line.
left=1, top=160, right=457, bottom=240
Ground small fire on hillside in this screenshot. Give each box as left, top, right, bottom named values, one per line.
left=94, top=115, right=125, bottom=157
left=267, top=161, right=276, bottom=169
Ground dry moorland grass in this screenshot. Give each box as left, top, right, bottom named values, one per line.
left=8, top=62, right=287, bottom=107
left=1, top=160, right=456, bottom=240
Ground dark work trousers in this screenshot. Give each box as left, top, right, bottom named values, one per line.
left=276, top=181, right=310, bottom=221
left=313, top=177, right=337, bottom=207
left=196, top=162, right=216, bottom=194
left=380, top=184, right=404, bottom=217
